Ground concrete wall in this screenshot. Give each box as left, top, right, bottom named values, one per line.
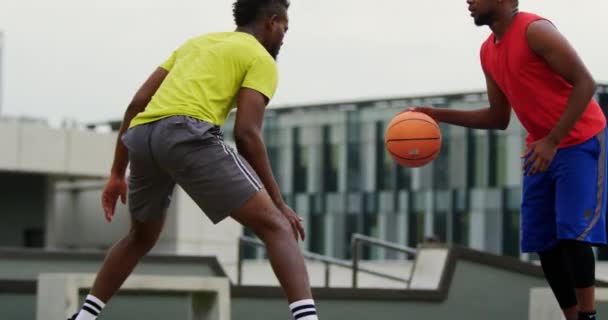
left=0, top=32, right=3, bottom=113
left=0, top=250, right=224, bottom=281
left=0, top=172, right=46, bottom=247
left=0, top=120, right=115, bottom=177
left=0, top=247, right=551, bottom=320
left=0, top=120, right=242, bottom=264
left=0, top=250, right=226, bottom=320
left=48, top=184, right=242, bottom=263
left=49, top=184, right=179, bottom=253
left=231, top=260, right=549, bottom=320
left=173, top=187, right=243, bottom=268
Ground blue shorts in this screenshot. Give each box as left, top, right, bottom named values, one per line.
left=521, top=129, right=608, bottom=253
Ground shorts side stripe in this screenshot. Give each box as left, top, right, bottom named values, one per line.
left=578, top=129, right=606, bottom=240
left=218, top=139, right=262, bottom=191
left=228, top=146, right=262, bottom=191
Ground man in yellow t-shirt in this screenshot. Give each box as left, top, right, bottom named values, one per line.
left=70, top=1, right=320, bottom=320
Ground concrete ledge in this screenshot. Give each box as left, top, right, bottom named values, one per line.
left=408, top=246, right=449, bottom=290
left=529, top=287, right=608, bottom=320
left=36, top=273, right=230, bottom=320
left=529, top=288, right=563, bottom=320
left=0, top=247, right=228, bottom=279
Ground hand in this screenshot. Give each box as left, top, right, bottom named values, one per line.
left=277, top=203, right=306, bottom=242
left=522, top=136, right=558, bottom=176
left=401, top=106, right=436, bottom=119
left=101, top=174, right=127, bottom=222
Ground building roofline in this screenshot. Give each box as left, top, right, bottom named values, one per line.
left=266, top=82, right=608, bottom=112
left=267, top=89, right=489, bottom=112
left=95, top=83, right=608, bottom=128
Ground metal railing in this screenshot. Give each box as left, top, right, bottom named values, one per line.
left=237, top=235, right=416, bottom=288
left=351, top=233, right=417, bottom=288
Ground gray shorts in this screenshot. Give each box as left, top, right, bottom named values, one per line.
left=121, top=115, right=263, bottom=224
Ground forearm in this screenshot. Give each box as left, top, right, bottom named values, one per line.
left=235, top=132, right=283, bottom=206
left=431, top=107, right=503, bottom=130
left=547, top=80, right=597, bottom=145
left=109, top=105, right=142, bottom=177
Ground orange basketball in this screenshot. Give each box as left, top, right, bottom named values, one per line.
left=384, top=111, right=442, bottom=168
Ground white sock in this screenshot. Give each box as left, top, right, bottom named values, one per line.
left=289, top=299, right=318, bottom=320
left=75, top=294, right=106, bottom=320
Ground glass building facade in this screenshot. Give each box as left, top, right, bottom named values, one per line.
left=226, top=86, right=608, bottom=260
left=0, top=31, right=3, bottom=114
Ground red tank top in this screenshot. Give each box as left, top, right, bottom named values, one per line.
left=480, top=12, right=605, bottom=148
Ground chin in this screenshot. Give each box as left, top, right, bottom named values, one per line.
left=473, top=13, right=493, bottom=27
left=271, top=48, right=280, bottom=60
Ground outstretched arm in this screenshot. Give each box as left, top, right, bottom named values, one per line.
left=413, top=70, right=511, bottom=130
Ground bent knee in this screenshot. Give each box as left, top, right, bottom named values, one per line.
left=127, top=225, right=161, bottom=253
left=252, top=208, right=291, bottom=239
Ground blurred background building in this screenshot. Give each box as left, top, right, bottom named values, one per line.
left=1, top=84, right=607, bottom=262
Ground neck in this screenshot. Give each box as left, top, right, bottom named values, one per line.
left=490, top=7, right=519, bottom=41
left=236, top=25, right=264, bottom=43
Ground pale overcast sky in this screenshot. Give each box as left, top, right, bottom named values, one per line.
left=0, top=0, right=607, bottom=123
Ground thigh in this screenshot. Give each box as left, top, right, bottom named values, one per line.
left=230, top=189, right=288, bottom=234
left=123, top=124, right=176, bottom=222
left=521, top=169, right=556, bottom=252
left=155, top=116, right=263, bottom=224
left=554, top=133, right=606, bottom=243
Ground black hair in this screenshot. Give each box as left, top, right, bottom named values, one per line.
left=232, top=0, right=290, bottom=27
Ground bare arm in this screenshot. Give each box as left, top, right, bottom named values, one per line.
left=102, top=67, right=169, bottom=221
left=233, top=88, right=305, bottom=240
left=526, top=20, right=597, bottom=145
left=233, top=88, right=283, bottom=206
left=425, top=70, right=511, bottom=130
left=110, top=67, right=168, bottom=178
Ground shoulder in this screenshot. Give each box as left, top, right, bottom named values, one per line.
left=250, top=54, right=278, bottom=74
left=518, top=12, right=554, bottom=33
left=525, top=19, right=563, bottom=57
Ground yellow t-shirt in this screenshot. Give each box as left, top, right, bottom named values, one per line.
left=129, top=32, right=279, bottom=128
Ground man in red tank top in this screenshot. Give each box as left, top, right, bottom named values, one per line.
left=410, top=1, right=606, bottom=319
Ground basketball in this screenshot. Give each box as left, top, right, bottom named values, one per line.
left=384, top=111, right=442, bottom=168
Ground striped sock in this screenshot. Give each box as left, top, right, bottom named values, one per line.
left=75, top=294, right=105, bottom=320
left=289, top=299, right=318, bottom=320
left=579, top=311, right=597, bottom=320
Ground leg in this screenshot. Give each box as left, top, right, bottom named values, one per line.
left=562, top=241, right=597, bottom=316
left=72, top=122, right=175, bottom=320
left=159, top=117, right=319, bottom=318
left=91, top=122, right=174, bottom=301
left=231, top=190, right=312, bottom=302
left=71, top=211, right=168, bottom=320
left=160, top=117, right=313, bottom=300
left=538, top=242, right=578, bottom=320
left=553, top=132, right=608, bottom=319
left=521, top=158, right=573, bottom=316
left=89, top=211, right=167, bottom=301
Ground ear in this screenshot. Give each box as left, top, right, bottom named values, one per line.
left=267, top=14, right=280, bottom=29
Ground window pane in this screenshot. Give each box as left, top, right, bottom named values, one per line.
left=502, top=187, right=521, bottom=257
left=452, top=189, right=469, bottom=246
left=376, top=121, right=396, bottom=190
left=322, top=125, right=339, bottom=192
left=433, top=123, right=451, bottom=189
left=293, top=127, right=309, bottom=193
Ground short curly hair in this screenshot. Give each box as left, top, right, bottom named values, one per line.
left=232, top=0, right=290, bottom=27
